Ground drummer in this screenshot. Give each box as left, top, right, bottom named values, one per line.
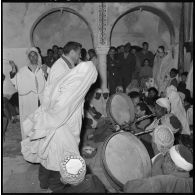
left=145, top=97, right=171, bottom=131
left=133, top=102, right=153, bottom=132
left=124, top=144, right=193, bottom=193
left=128, top=91, right=140, bottom=107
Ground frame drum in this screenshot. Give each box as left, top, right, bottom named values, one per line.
left=106, top=93, right=135, bottom=126
left=100, top=132, right=152, bottom=191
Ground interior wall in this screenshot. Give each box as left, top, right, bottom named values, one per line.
left=32, top=11, right=93, bottom=56
left=111, top=10, right=170, bottom=53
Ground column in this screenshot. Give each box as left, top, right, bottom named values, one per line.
left=95, top=2, right=110, bottom=91
left=96, top=46, right=109, bottom=90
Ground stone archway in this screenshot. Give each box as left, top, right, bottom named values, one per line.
left=109, top=5, right=175, bottom=46
left=30, top=7, right=94, bottom=54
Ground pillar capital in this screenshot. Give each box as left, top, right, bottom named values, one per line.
left=95, top=46, right=110, bottom=55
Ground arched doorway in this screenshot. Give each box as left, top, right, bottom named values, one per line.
left=110, top=5, right=175, bottom=52
left=30, top=7, right=94, bottom=56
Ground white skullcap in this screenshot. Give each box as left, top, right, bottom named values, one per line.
left=156, top=98, right=171, bottom=112
left=59, top=152, right=86, bottom=185
left=169, top=145, right=193, bottom=171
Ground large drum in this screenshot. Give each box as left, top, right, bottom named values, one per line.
left=100, top=132, right=152, bottom=191
left=106, top=93, right=135, bottom=126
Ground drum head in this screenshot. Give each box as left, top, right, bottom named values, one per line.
left=101, top=132, right=151, bottom=190
left=106, top=93, right=135, bottom=126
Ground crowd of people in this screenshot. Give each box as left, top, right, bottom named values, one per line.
left=2, top=40, right=193, bottom=193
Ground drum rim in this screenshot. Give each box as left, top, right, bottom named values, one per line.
left=106, top=92, right=135, bottom=126
left=101, top=131, right=152, bottom=190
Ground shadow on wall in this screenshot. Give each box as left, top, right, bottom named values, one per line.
left=32, top=10, right=93, bottom=56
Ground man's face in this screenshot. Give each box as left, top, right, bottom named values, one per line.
left=155, top=104, right=166, bottom=118
left=48, top=51, right=53, bottom=58
left=70, top=48, right=81, bottom=65
left=162, top=152, right=175, bottom=175
left=132, top=97, right=140, bottom=106
left=135, top=105, right=145, bottom=117
left=157, top=48, right=164, bottom=58
left=170, top=71, right=176, bottom=78
left=29, top=51, right=38, bottom=65
left=143, top=44, right=148, bottom=51
left=58, top=49, right=64, bottom=57
left=109, top=49, right=116, bottom=56
left=53, top=46, right=58, bottom=54
left=124, top=45, right=131, bottom=53
left=181, top=75, right=187, bottom=82
left=148, top=90, right=156, bottom=98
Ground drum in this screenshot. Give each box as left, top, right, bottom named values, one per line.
left=106, top=93, right=135, bottom=126
left=100, top=132, right=152, bottom=191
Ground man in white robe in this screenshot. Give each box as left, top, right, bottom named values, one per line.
left=41, top=42, right=82, bottom=113
left=21, top=61, right=97, bottom=189
left=9, top=47, right=48, bottom=140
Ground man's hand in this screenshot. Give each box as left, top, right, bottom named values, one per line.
left=151, top=153, right=164, bottom=176
left=9, top=60, right=17, bottom=72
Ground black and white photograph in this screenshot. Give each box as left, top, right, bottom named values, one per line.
left=2, top=1, right=193, bottom=193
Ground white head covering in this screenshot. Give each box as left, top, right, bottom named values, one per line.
left=26, top=47, right=42, bottom=66
left=153, top=125, right=174, bottom=155
left=169, top=145, right=193, bottom=171
left=102, top=88, right=110, bottom=94
left=156, top=98, right=171, bottom=113
left=60, top=152, right=86, bottom=185
left=96, top=88, right=102, bottom=93
left=186, top=62, right=193, bottom=97
left=166, top=90, right=190, bottom=135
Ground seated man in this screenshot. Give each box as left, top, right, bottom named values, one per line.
left=128, top=91, right=140, bottom=107
left=144, top=87, right=159, bottom=111
left=134, top=102, right=153, bottom=131
left=152, top=125, right=175, bottom=156
left=124, top=144, right=193, bottom=193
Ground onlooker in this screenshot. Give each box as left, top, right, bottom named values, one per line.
left=119, top=43, right=136, bottom=92
left=139, top=58, right=153, bottom=79
left=8, top=47, right=47, bottom=139
left=88, top=49, right=96, bottom=61
left=168, top=68, right=178, bottom=88
left=58, top=47, right=64, bottom=58
left=44, top=49, right=55, bottom=68
left=144, top=87, right=159, bottom=108
left=107, top=47, right=122, bottom=95
left=136, top=42, right=154, bottom=68
left=52, top=45, right=59, bottom=62
left=128, top=91, right=140, bottom=107
left=80, top=48, right=88, bottom=62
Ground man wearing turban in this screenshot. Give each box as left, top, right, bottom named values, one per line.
left=124, top=144, right=193, bottom=193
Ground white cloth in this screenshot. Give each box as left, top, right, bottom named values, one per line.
left=186, top=106, right=193, bottom=126
left=156, top=98, right=171, bottom=113
left=154, top=51, right=175, bottom=94
left=169, top=146, right=193, bottom=171
left=10, top=50, right=46, bottom=140
left=21, top=61, right=97, bottom=171
left=166, top=90, right=190, bottom=135
left=186, top=61, right=193, bottom=97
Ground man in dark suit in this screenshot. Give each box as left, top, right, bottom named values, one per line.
left=118, top=43, right=136, bottom=92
